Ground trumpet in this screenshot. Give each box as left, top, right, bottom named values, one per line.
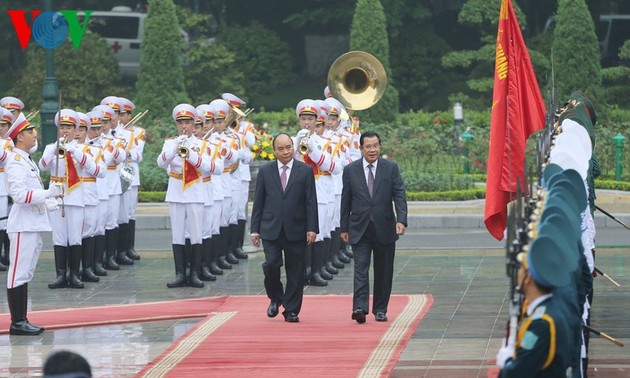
left=125, top=109, right=149, bottom=128
left=298, top=130, right=313, bottom=155
left=177, top=138, right=189, bottom=158
left=57, top=136, right=68, bottom=158
left=202, top=126, right=216, bottom=140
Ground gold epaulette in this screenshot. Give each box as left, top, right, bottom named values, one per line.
left=14, top=154, right=21, bottom=161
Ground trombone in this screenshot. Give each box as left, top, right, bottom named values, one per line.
left=26, top=110, right=40, bottom=121
left=124, top=109, right=149, bottom=128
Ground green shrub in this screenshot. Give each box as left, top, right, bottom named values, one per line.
left=139, top=191, right=166, bottom=202
left=407, top=188, right=486, bottom=201
left=402, top=172, right=475, bottom=192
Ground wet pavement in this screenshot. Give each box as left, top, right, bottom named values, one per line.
left=1, top=190, right=629, bottom=377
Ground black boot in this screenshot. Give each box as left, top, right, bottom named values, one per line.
left=218, top=227, right=233, bottom=268
left=185, top=239, right=192, bottom=270
left=316, top=241, right=333, bottom=280
left=67, top=245, right=84, bottom=289
left=209, top=236, right=224, bottom=275
left=343, top=243, right=353, bottom=259
left=200, top=238, right=217, bottom=281
left=104, top=229, right=120, bottom=270
left=126, top=219, right=140, bottom=260
left=224, top=226, right=239, bottom=264
left=188, top=243, right=205, bottom=287
left=0, top=230, right=8, bottom=270
left=0, top=229, right=9, bottom=266
left=81, top=237, right=99, bottom=282
left=8, top=284, right=43, bottom=335
left=310, top=242, right=328, bottom=286
left=48, top=245, right=68, bottom=289
left=93, top=234, right=107, bottom=276
left=116, top=223, right=134, bottom=265
left=330, top=230, right=347, bottom=267
left=232, top=220, right=248, bottom=259
left=324, top=238, right=339, bottom=274
left=167, top=244, right=187, bottom=288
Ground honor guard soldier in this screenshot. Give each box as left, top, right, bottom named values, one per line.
left=0, top=109, right=15, bottom=271
left=195, top=104, right=224, bottom=280
left=5, top=112, right=62, bottom=334
left=157, top=104, right=214, bottom=288
left=76, top=112, right=107, bottom=282
left=39, top=109, right=98, bottom=289
left=85, top=109, right=110, bottom=276
left=118, top=97, right=145, bottom=261
left=1, top=96, right=25, bottom=118
left=221, top=93, right=256, bottom=260
left=92, top=104, right=127, bottom=270
left=209, top=99, right=244, bottom=269
left=101, top=96, right=135, bottom=266
left=497, top=232, right=576, bottom=377
left=293, top=99, right=341, bottom=286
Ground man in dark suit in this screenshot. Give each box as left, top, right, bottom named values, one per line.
left=340, top=131, right=407, bottom=323
left=251, top=133, right=318, bottom=323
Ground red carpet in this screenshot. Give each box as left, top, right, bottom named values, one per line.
left=0, top=296, right=229, bottom=334
left=0, top=294, right=433, bottom=377
left=137, top=294, right=433, bottom=378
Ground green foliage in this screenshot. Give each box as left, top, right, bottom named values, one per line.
left=402, top=172, right=475, bottom=192
left=184, top=40, right=246, bottom=104
left=216, top=22, right=294, bottom=104
left=595, top=180, right=630, bottom=191
left=138, top=191, right=166, bottom=202
left=135, top=0, right=189, bottom=121
left=407, top=188, right=486, bottom=201
left=552, top=0, right=602, bottom=100
left=602, top=40, right=630, bottom=107
left=247, top=108, right=296, bottom=135
left=9, top=31, right=119, bottom=110
left=350, top=0, right=399, bottom=123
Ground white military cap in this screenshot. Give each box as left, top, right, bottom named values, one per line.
left=77, top=112, right=91, bottom=128
left=0, top=96, right=25, bottom=111
left=101, top=96, right=123, bottom=112
left=92, top=105, right=115, bottom=121
left=208, top=99, right=230, bottom=120
left=5, top=112, right=35, bottom=140
left=324, top=86, right=332, bottom=98
left=55, top=109, right=80, bottom=128
left=119, top=97, right=136, bottom=114
left=221, top=93, right=246, bottom=108
left=324, top=97, right=345, bottom=116
left=0, top=108, right=15, bottom=125
left=172, top=104, right=197, bottom=121
left=86, top=110, right=104, bottom=127
left=196, top=104, right=214, bottom=121
left=295, top=99, right=318, bottom=118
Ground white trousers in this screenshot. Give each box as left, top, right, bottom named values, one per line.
left=95, top=200, right=108, bottom=236
left=106, top=194, right=120, bottom=230
left=169, top=202, right=203, bottom=245
left=7, top=232, right=42, bottom=288
left=128, top=185, right=139, bottom=220
left=332, top=194, right=341, bottom=229
left=221, top=197, right=233, bottom=227
left=237, top=180, right=248, bottom=220
left=316, top=202, right=330, bottom=242
left=83, top=204, right=98, bottom=238
left=49, top=205, right=84, bottom=246
left=212, top=200, right=223, bottom=235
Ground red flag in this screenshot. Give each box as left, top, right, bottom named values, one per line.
left=484, top=0, right=545, bottom=240
left=65, top=152, right=82, bottom=194
left=182, top=159, right=200, bottom=191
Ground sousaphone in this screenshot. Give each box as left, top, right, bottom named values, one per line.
left=327, top=51, right=387, bottom=111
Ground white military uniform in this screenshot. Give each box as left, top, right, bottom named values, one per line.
left=7, top=146, right=54, bottom=288
left=0, top=138, right=13, bottom=231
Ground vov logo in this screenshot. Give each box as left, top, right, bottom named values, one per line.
left=7, top=10, right=93, bottom=49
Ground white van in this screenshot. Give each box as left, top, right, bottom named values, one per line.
left=87, top=6, right=188, bottom=76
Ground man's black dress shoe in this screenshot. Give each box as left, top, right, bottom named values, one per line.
left=267, top=302, right=279, bottom=318
left=352, top=309, right=366, bottom=324
left=10, top=320, right=44, bottom=335
left=375, top=312, right=388, bottom=322
left=284, top=312, right=299, bottom=322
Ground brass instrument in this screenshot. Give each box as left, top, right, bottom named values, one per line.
left=26, top=110, right=40, bottom=121
left=124, top=109, right=149, bottom=129
left=57, top=136, right=67, bottom=158
left=202, top=126, right=216, bottom=140
left=224, top=104, right=247, bottom=130
left=177, top=137, right=189, bottom=158
left=298, top=130, right=313, bottom=156
left=327, top=51, right=387, bottom=112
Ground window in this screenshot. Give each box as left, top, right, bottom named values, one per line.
left=89, top=16, right=140, bottom=39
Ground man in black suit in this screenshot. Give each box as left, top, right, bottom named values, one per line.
left=251, top=133, right=318, bottom=323
left=340, top=131, right=407, bottom=323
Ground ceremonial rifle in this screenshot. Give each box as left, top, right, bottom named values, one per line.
left=594, top=205, right=630, bottom=231
left=54, top=91, right=65, bottom=217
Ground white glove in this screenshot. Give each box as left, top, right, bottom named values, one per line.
left=296, top=129, right=309, bottom=140
left=45, top=184, right=63, bottom=198
left=45, top=198, right=59, bottom=212
left=176, top=135, right=188, bottom=143
left=495, top=338, right=515, bottom=368
left=65, top=141, right=80, bottom=157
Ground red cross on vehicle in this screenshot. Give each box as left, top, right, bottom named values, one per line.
left=111, top=41, right=122, bottom=53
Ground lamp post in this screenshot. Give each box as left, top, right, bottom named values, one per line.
left=40, top=0, right=59, bottom=147
left=453, top=102, right=463, bottom=138
left=460, top=129, right=473, bottom=174
left=613, top=133, right=626, bottom=181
